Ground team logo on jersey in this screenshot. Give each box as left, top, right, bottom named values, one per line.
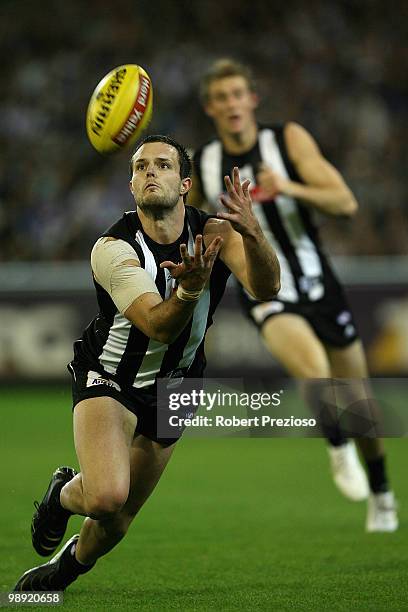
left=164, top=367, right=189, bottom=389
left=86, top=370, right=121, bottom=392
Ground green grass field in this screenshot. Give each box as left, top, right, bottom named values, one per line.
left=0, top=386, right=406, bottom=611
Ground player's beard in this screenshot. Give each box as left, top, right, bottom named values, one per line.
left=138, top=190, right=180, bottom=220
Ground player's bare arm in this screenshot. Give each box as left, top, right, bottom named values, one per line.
left=123, top=234, right=222, bottom=344
left=204, top=167, right=280, bottom=300
left=256, top=122, right=357, bottom=217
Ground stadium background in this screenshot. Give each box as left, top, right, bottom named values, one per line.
left=0, top=1, right=407, bottom=610
left=1, top=0, right=408, bottom=379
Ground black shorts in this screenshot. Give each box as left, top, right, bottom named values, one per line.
left=239, top=277, right=359, bottom=349
left=67, top=362, right=193, bottom=447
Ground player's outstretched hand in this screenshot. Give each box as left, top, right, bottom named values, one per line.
left=218, top=167, right=260, bottom=237
left=160, top=234, right=223, bottom=291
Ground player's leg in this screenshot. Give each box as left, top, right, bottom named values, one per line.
left=74, top=434, right=175, bottom=565
left=60, top=396, right=137, bottom=518
left=22, top=435, right=174, bottom=590
left=14, top=395, right=138, bottom=591
left=31, top=394, right=136, bottom=557
left=261, top=313, right=368, bottom=500
left=261, top=313, right=341, bottom=436
left=324, top=339, right=384, bottom=456
left=325, top=340, right=398, bottom=531
left=261, top=313, right=331, bottom=378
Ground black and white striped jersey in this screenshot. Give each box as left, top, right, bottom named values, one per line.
left=73, top=206, right=230, bottom=389
left=194, top=124, right=337, bottom=304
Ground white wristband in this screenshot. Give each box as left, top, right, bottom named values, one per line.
left=176, top=285, right=204, bottom=302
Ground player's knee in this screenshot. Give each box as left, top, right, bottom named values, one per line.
left=84, top=488, right=129, bottom=520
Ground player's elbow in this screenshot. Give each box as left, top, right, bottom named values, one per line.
left=343, top=197, right=358, bottom=217
left=125, top=296, right=175, bottom=343
left=252, top=280, right=281, bottom=301
left=146, top=320, right=179, bottom=344
left=143, top=324, right=172, bottom=344
left=339, top=191, right=358, bottom=217
left=272, top=280, right=281, bottom=297
left=125, top=313, right=171, bottom=344
left=264, top=282, right=281, bottom=300
left=153, top=329, right=174, bottom=344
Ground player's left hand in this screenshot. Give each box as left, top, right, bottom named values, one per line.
left=256, top=163, right=288, bottom=199
left=217, top=167, right=261, bottom=237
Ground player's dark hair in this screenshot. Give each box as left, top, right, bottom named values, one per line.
left=199, top=58, right=257, bottom=104
left=129, top=135, right=192, bottom=181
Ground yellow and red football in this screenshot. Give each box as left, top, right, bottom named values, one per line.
left=86, top=64, right=153, bottom=154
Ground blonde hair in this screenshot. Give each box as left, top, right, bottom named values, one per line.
left=199, top=58, right=256, bottom=104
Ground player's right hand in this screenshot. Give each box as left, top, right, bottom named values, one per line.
left=160, top=234, right=223, bottom=291
left=256, top=163, right=287, bottom=198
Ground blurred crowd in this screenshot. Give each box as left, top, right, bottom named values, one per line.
left=1, top=0, right=407, bottom=261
